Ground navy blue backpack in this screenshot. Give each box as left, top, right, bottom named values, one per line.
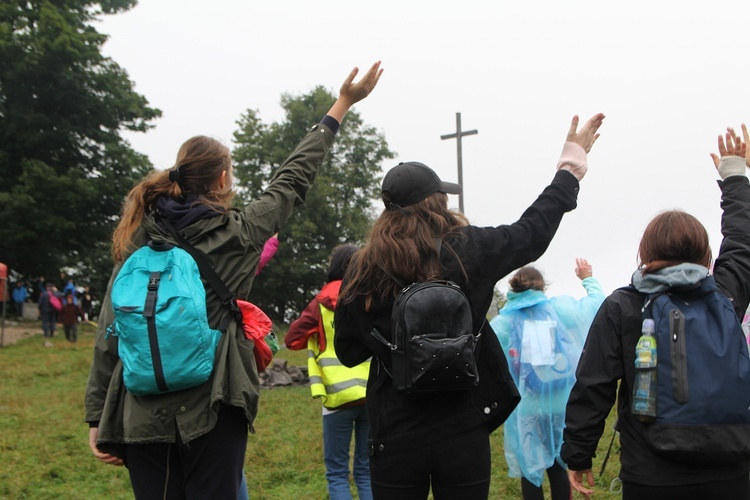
left=638, top=275, right=750, bottom=464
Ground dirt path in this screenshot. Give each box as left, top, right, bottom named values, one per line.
left=0, top=321, right=41, bottom=346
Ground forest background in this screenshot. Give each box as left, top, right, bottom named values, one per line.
left=0, top=0, right=394, bottom=322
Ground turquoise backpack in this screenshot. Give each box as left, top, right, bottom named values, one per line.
left=109, top=240, right=222, bottom=396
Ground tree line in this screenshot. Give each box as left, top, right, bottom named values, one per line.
left=0, top=0, right=393, bottom=322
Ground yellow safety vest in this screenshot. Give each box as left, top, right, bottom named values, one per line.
left=308, top=304, right=370, bottom=409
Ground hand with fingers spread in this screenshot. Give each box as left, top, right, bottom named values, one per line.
left=710, top=124, right=749, bottom=180
left=327, top=61, right=383, bottom=123
left=575, top=258, right=593, bottom=280
left=557, top=113, right=605, bottom=181
left=568, top=113, right=605, bottom=153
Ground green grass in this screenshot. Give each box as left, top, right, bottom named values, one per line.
left=0, top=322, right=622, bottom=499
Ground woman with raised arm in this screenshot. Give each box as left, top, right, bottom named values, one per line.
left=490, top=259, right=605, bottom=500
left=562, top=125, right=750, bottom=500
left=335, top=113, right=604, bottom=499
left=84, top=62, right=383, bottom=499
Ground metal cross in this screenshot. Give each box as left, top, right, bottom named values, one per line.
left=440, top=112, right=477, bottom=213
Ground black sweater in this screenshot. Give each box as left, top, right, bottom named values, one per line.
left=334, top=170, right=580, bottom=453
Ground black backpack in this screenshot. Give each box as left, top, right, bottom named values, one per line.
left=371, top=242, right=481, bottom=393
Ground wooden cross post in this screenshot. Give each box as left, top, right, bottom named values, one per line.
left=440, top=112, right=477, bottom=213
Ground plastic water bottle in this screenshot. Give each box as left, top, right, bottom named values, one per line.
left=265, top=331, right=280, bottom=356
left=632, top=318, right=657, bottom=422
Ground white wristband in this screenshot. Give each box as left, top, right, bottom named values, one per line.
left=718, top=156, right=746, bottom=180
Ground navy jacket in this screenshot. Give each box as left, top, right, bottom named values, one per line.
left=561, top=175, right=750, bottom=486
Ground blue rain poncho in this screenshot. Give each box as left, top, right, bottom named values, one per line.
left=490, top=277, right=604, bottom=487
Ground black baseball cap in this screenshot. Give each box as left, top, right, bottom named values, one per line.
left=381, top=162, right=461, bottom=210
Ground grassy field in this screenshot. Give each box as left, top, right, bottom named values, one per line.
left=0, top=321, right=622, bottom=499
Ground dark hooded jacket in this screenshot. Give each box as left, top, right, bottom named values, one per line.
left=561, top=174, right=750, bottom=486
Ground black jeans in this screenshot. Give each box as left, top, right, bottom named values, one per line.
left=520, top=461, right=570, bottom=500
left=622, top=474, right=750, bottom=500
left=126, top=404, right=248, bottom=500
left=369, top=424, right=491, bottom=500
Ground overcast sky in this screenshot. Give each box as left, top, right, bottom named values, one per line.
left=96, top=0, right=750, bottom=301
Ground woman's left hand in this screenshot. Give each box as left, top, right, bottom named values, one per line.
left=566, top=113, right=605, bottom=153
left=89, top=427, right=123, bottom=467
left=568, top=468, right=595, bottom=499
left=710, top=125, right=749, bottom=179
left=710, top=125, right=747, bottom=167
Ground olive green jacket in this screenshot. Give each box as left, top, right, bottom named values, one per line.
left=84, top=122, right=336, bottom=450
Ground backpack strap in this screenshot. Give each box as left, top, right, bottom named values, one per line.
left=144, top=270, right=168, bottom=392
left=615, top=284, right=656, bottom=317
left=160, top=218, right=242, bottom=323
left=643, top=282, right=716, bottom=319
left=370, top=327, right=397, bottom=350
left=369, top=329, right=396, bottom=380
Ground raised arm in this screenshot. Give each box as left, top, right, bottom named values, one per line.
left=471, top=113, right=605, bottom=284
left=710, top=123, right=750, bottom=318
left=557, top=113, right=605, bottom=181
left=242, top=61, right=383, bottom=245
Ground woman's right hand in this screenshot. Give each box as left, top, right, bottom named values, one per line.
left=89, top=427, right=124, bottom=466
left=327, top=61, right=383, bottom=123
left=566, top=113, right=605, bottom=153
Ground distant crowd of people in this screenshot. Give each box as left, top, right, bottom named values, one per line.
left=8, top=273, right=96, bottom=343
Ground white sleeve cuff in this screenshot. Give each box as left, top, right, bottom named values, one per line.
left=556, top=142, right=588, bottom=181
left=718, top=156, right=746, bottom=180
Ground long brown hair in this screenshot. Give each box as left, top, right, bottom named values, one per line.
left=339, top=192, right=469, bottom=309
left=637, top=210, right=712, bottom=274
left=112, top=136, right=235, bottom=263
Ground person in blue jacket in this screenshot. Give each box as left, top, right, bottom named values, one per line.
left=12, top=281, right=28, bottom=318
left=490, top=259, right=604, bottom=500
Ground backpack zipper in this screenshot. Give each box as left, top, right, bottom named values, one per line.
left=670, top=309, right=688, bottom=404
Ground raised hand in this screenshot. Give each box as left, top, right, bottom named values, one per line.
left=709, top=125, right=749, bottom=179
left=328, top=61, right=383, bottom=123
left=339, top=61, right=383, bottom=107
left=567, top=113, right=605, bottom=153
left=710, top=125, right=747, bottom=168
left=575, top=258, right=593, bottom=280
